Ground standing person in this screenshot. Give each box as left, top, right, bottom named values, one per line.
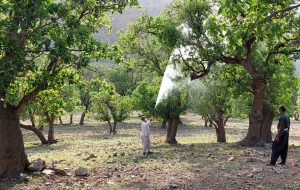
left=267, top=105, right=290, bottom=166
left=140, top=116, right=153, bottom=157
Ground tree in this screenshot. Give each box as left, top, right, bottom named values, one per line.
left=155, top=89, right=187, bottom=144
left=117, top=14, right=178, bottom=128
left=190, top=65, right=232, bottom=142
left=91, top=81, right=132, bottom=134
left=36, top=89, right=65, bottom=143
left=222, top=57, right=298, bottom=144
left=157, top=0, right=300, bottom=146
left=0, top=0, right=138, bottom=178
left=77, top=76, right=103, bottom=125
left=132, top=78, right=160, bottom=117
left=104, top=64, right=142, bottom=96
left=117, top=14, right=175, bottom=76
left=59, top=83, right=81, bottom=125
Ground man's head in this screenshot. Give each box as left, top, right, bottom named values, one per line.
left=141, top=116, right=146, bottom=122
left=279, top=105, right=286, bottom=113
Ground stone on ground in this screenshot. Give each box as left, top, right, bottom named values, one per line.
left=75, top=167, right=89, bottom=176
left=28, top=158, right=45, bottom=172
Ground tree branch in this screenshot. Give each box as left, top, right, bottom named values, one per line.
left=258, top=3, right=300, bottom=24
left=15, top=87, right=42, bottom=114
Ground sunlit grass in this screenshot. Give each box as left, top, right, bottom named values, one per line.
left=5, top=113, right=300, bottom=189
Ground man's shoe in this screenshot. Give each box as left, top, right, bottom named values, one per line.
left=278, top=162, right=285, bottom=165
left=148, top=151, right=153, bottom=154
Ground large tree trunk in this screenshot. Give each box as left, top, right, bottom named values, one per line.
left=0, top=104, right=29, bottom=178
left=212, top=114, right=226, bottom=142
left=166, top=116, right=179, bottom=144
left=79, top=112, right=86, bottom=125
left=261, top=104, right=274, bottom=143
left=69, top=114, right=73, bottom=125
left=20, top=124, right=48, bottom=144
left=215, top=124, right=226, bottom=142
left=46, top=113, right=56, bottom=144
left=240, top=80, right=266, bottom=146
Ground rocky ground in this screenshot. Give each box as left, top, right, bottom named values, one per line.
left=1, top=113, right=300, bottom=190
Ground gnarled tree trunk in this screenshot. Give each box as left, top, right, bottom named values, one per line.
left=0, top=104, right=29, bottom=178
left=20, top=124, right=48, bottom=144
left=216, top=127, right=226, bottom=142
left=211, top=114, right=226, bottom=143
left=240, top=80, right=266, bottom=146
left=166, top=116, right=179, bottom=144
left=261, top=104, right=274, bottom=143
left=215, top=123, right=226, bottom=142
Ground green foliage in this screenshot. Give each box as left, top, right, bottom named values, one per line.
left=104, top=64, right=142, bottom=96
left=155, top=88, right=187, bottom=118
left=131, top=78, right=160, bottom=117
left=59, top=83, right=81, bottom=115
left=77, top=75, right=103, bottom=114
left=36, top=89, right=65, bottom=116
left=91, top=81, right=132, bottom=123
left=0, top=0, right=138, bottom=111
left=117, top=13, right=178, bottom=76
left=189, top=65, right=232, bottom=122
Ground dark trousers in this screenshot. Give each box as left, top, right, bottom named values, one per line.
left=271, top=132, right=289, bottom=165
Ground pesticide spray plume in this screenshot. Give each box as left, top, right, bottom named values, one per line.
left=154, top=46, right=193, bottom=109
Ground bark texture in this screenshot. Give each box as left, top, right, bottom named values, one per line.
left=0, top=104, right=29, bottom=178
left=238, top=76, right=273, bottom=146
left=79, top=112, right=86, bottom=125
left=46, top=113, right=56, bottom=144
left=166, top=116, right=179, bottom=144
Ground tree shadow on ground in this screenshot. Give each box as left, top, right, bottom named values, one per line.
left=84, top=133, right=135, bottom=141
left=25, top=143, right=72, bottom=154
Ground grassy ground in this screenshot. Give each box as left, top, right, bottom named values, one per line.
left=1, top=113, right=300, bottom=190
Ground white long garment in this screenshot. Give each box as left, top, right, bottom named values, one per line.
left=140, top=121, right=151, bottom=136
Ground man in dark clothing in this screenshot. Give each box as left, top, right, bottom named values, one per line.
left=268, top=105, right=290, bottom=166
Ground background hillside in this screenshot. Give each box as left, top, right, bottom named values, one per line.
left=95, top=0, right=172, bottom=44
